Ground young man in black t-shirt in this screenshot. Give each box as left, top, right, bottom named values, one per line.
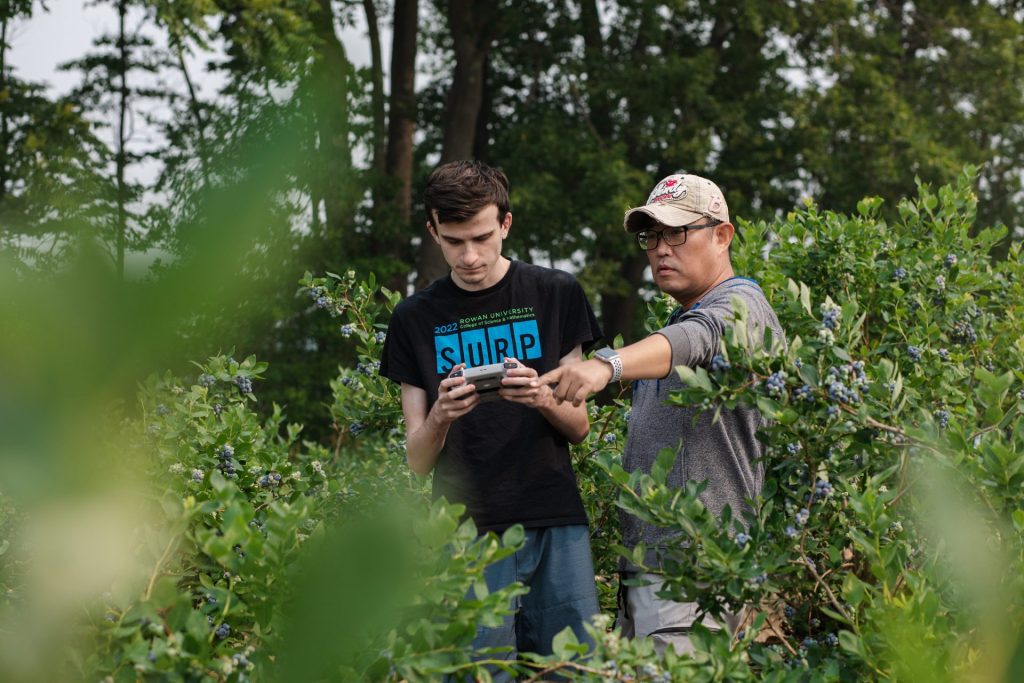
left=380, top=160, right=602, bottom=668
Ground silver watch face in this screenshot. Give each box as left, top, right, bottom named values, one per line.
left=596, top=347, right=618, bottom=361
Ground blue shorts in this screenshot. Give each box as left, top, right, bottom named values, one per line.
left=471, top=524, right=599, bottom=677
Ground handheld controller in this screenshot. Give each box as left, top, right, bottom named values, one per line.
left=451, top=361, right=519, bottom=402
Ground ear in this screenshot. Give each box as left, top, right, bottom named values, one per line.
left=715, top=222, right=735, bottom=253
left=427, top=221, right=441, bottom=245
left=501, top=211, right=512, bottom=238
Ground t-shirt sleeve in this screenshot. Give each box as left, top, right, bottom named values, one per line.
left=379, top=303, right=425, bottom=389
left=656, top=285, right=782, bottom=369
left=559, top=277, right=603, bottom=358
left=656, top=306, right=727, bottom=369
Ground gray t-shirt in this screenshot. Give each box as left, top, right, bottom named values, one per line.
left=619, top=278, right=784, bottom=572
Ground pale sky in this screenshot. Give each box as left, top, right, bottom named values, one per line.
left=8, top=0, right=379, bottom=97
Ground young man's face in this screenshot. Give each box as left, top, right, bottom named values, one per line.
left=429, top=204, right=511, bottom=291
left=646, top=220, right=733, bottom=306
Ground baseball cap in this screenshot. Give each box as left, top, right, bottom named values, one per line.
left=623, top=173, right=730, bottom=232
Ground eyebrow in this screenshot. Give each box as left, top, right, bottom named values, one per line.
left=442, top=229, right=495, bottom=243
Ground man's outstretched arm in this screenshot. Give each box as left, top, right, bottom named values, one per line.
left=534, top=334, right=674, bottom=407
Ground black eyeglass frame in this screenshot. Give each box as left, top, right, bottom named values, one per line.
left=634, top=218, right=723, bottom=251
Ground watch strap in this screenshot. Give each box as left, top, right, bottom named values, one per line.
left=596, top=347, right=623, bottom=383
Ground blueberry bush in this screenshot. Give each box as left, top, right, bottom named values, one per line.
left=10, top=170, right=1018, bottom=681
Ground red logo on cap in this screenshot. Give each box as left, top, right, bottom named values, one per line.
left=648, top=178, right=687, bottom=205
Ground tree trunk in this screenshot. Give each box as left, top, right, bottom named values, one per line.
left=362, top=0, right=386, bottom=178
left=386, top=0, right=418, bottom=224
left=383, top=0, right=418, bottom=293
left=309, top=0, right=355, bottom=263
left=0, top=17, right=9, bottom=203
left=172, top=38, right=211, bottom=182
left=116, top=0, right=128, bottom=281
left=414, top=0, right=492, bottom=289
left=579, top=0, right=612, bottom=140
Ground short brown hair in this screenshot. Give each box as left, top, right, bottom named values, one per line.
left=424, top=160, right=510, bottom=229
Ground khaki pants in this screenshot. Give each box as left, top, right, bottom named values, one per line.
left=617, top=573, right=744, bottom=656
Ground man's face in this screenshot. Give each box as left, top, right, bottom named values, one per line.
left=645, top=220, right=732, bottom=305
left=430, top=204, right=510, bottom=291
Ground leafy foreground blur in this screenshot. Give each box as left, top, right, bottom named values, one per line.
left=2, top=171, right=1024, bottom=682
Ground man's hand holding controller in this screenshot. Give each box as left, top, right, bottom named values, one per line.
left=431, top=363, right=481, bottom=424
left=498, top=357, right=555, bottom=409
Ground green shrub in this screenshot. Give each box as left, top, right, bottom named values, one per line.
left=43, top=168, right=1024, bottom=681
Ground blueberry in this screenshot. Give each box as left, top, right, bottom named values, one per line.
left=893, top=267, right=907, bottom=281
left=340, top=324, right=355, bottom=337
left=828, top=381, right=850, bottom=402
left=794, top=385, right=813, bottom=402
left=785, top=525, right=798, bottom=538
left=796, top=508, right=810, bottom=525
left=821, top=308, right=840, bottom=330
left=191, top=468, right=204, bottom=483
left=215, top=623, right=230, bottom=639
left=602, top=433, right=617, bottom=444
left=213, top=403, right=223, bottom=417
left=951, top=320, right=977, bottom=345
left=945, top=253, right=958, bottom=267
left=935, top=409, right=950, bottom=428
left=824, top=632, right=839, bottom=647
left=711, top=354, right=731, bottom=371
left=234, top=376, right=253, bottom=394
left=827, top=405, right=840, bottom=417
left=218, top=444, right=235, bottom=460
left=783, top=605, right=796, bottom=619
left=802, top=637, right=817, bottom=648
left=934, top=275, right=946, bottom=289
left=199, top=373, right=216, bottom=387
left=374, top=331, right=387, bottom=343
left=340, top=376, right=353, bottom=386
left=349, top=422, right=366, bottom=436
left=148, top=651, right=157, bottom=662
left=315, top=296, right=329, bottom=309
left=736, top=532, right=751, bottom=547
left=907, top=345, right=922, bottom=362
left=938, top=348, right=949, bottom=361
left=815, top=480, right=833, bottom=497
left=206, top=593, right=217, bottom=604
left=786, top=442, right=801, bottom=454
left=765, top=371, right=787, bottom=397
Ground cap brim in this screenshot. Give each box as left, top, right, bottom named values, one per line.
left=623, top=204, right=705, bottom=232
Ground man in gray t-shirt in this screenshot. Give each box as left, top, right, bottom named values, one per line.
left=536, top=173, right=784, bottom=655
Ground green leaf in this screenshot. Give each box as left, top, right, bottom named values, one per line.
left=839, top=631, right=866, bottom=658
left=551, top=626, right=580, bottom=659
left=501, top=524, right=525, bottom=550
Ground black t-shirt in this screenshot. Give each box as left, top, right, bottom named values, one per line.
left=380, top=260, right=602, bottom=533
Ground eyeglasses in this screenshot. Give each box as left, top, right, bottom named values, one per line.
left=634, top=219, right=721, bottom=251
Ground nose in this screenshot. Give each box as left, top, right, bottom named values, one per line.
left=655, top=235, right=674, bottom=256
left=461, top=242, right=479, bottom=266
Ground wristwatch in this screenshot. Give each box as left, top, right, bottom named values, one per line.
left=594, top=347, right=623, bottom=383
